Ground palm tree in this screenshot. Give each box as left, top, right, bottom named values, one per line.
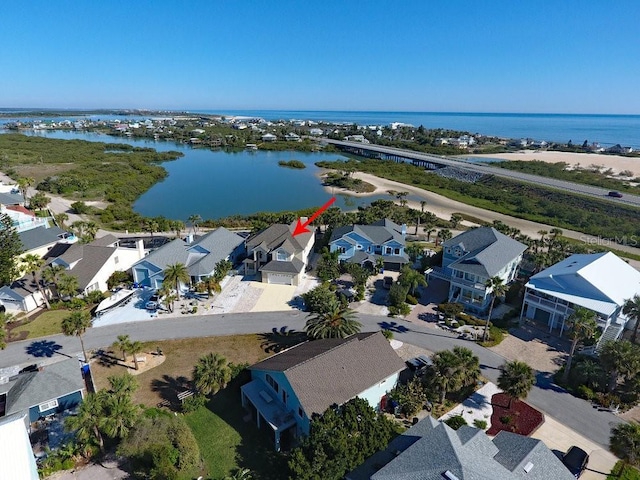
left=163, top=263, right=190, bottom=311
left=623, top=294, right=640, bottom=344
left=398, top=265, right=427, bottom=296
left=600, top=340, right=640, bottom=392
left=83, top=221, right=98, bottom=242
left=20, top=253, right=50, bottom=309
left=429, top=350, right=464, bottom=403
left=437, top=229, right=452, bottom=246
left=562, top=307, right=598, bottom=383
left=201, top=275, right=222, bottom=298
left=452, top=346, right=481, bottom=387
left=65, top=391, right=107, bottom=453
left=57, top=272, right=79, bottom=300
left=497, top=360, right=535, bottom=407
left=610, top=422, right=640, bottom=467
left=112, top=334, right=131, bottom=362
left=171, top=220, right=185, bottom=238
left=192, top=353, right=232, bottom=395
left=483, top=276, right=507, bottom=341
left=61, top=310, right=92, bottom=363
left=42, top=264, right=66, bottom=300
left=107, top=373, right=138, bottom=399
left=305, top=304, right=362, bottom=340
left=54, top=212, right=69, bottom=229
left=225, top=469, right=253, bottom=480
left=101, top=395, right=139, bottom=440
left=17, top=177, right=34, bottom=203
left=574, top=359, right=604, bottom=390
left=450, top=213, right=463, bottom=228
left=188, top=214, right=202, bottom=235
left=127, top=340, right=144, bottom=371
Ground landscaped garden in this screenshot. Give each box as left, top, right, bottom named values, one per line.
left=486, top=393, right=544, bottom=436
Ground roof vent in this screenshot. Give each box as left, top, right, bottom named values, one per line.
left=523, top=461, right=534, bottom=473
left=443, top=471, right=460, bottom=480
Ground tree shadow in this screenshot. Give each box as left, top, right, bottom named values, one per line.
left=534, top=371, right=567, bottom=393
left=151, top=374, right=191, bottom=406
left=378, top=321, right=411, bottom=334
left=258, top=327, right=308, bottom=354
left=25, top=340, right=66, bottom=358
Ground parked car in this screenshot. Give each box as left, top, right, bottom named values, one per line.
left=383, top=276, right=394, bottom=289
left=405, top=355, right=433, bottom=371
left=336, top=288, right=356, bottom=303
left=145, top=294, right=160, bottom=311
left=608, top=191, right=623, bottom=198
left=562, top=446, right=589, bottom=478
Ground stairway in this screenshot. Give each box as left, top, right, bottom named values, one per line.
left=596, top=324, right=624, bottom=353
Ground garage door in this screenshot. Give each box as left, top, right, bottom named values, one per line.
left=267, top=273, right=293, bottom=285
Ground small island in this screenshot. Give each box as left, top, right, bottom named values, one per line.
left=322, top=171, right=376, bottom=193
left=278, top=160, right=306, bottom=169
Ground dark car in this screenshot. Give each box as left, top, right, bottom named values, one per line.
left=383, top=276, right=394, bottom=289
left=608, top=191, right=623, bottom=198
left=562, top=446, right=589, bottom=478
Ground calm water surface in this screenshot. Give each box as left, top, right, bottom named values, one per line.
left=12, top=130, right=409, bottom=220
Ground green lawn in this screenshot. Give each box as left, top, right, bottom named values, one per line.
left=8, top=309, right=69, bottom=340
left=185, top=385, right=289, bottom=480
left=608, top=461, right=640, bottom=480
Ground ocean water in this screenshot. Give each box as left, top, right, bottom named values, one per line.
left=198, top=110, right=640, bottom=148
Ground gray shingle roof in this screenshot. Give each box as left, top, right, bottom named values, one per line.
left=251, top=332, right=405, bottom=417
left=57, top=244, right=116, bottom=290
left=138, top=238, right=189, bottom=271
left=246, top=223, right=312, bottom=254
left=0, top=358, right=85, bottom=417
left=0, top=191, right=24, bottom=205
left=330, top=219, right=405, bottom=246
left=90, top=234, right=118, bottom=247
left=0, top=277, right=41, bottom=301
left=445, top=227, right=527, bottom=278
left=348, top=416, right=574, bottom=480
left=18, top=226, right=66, bottom=252
left=260, top=258, right=304, bottom=274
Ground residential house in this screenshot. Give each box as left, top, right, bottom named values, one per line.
left=243, top=220, right=314, bottom=285
left=50, top=234, right=145, bottom=295
left=0, top=358, right=85, bottom=424
left=18, top=225, right=76, bottom=258
left=329, top=219, right=409, bottom=271
left=0, top=277, right=47, bottom=314
left=521, top=252, right=640, bottom=347
left=347, top=416, right=574, bottom=480
left=261, top=133, right=277, bottom=142
left=284, top=132, right=301, bottom=142
left=308, top=128, right=324, bottom=136
left=1, top=204, right=50, bottom=233
left=131, top=227, right=245, bottom=289
left=241, top=332, right=405, bottom=451
left=0, top=414, right=39, bottom=480
left=344, top=134, right=370, bottom=143
left=0, top=190, right=25, bottom=207
left=426, top=227, right=527, bottom=314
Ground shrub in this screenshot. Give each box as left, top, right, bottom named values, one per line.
left=181, top=394, right=207, bottom=413
left=398, top=303, right=411, bottom=316
left=390, top=378, right=427, bottom=417
left=473, top=419, right=488, bottom=430
left=596, top=392, right=621, bottom=409
left=577, top=385, right=595, bottom=401
left=444, top=415, right=468, bottom=430
left=438, top=302, right=463, bottom=318
left=389, top=283, right=409, bottom=308
left=381, top=329, right=394, bottom=340
left=85, top=290, right=105, bottom=304
left=480, top=326, right=505, bottom=346
left=499, top=415, right=512, bottom=425
left=405, top=294, right=418, bottom=305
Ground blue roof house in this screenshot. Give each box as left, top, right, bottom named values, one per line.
left=329, top=219, right=409, bottom=271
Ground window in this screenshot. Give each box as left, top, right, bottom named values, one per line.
left=338, top=246, right=346, bottom=254
left=356, top=244, right=362, bottom=250
left=38, top=399, right=58, bottom=412
left=385, top=247, right=392, bottom=255
left=394, top=248, right=400, bottom=255
left=276, top=250, right=288, bottom=261
left=266, top=374, right=278, bottom=393
left=445, top=247, right=451, bottom=254
left=298, top=407, right=304, bottom=418
left=282, top=390, right=288, bottom=405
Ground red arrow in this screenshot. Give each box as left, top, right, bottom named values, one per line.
left=292, top=197, right=337, bottom=237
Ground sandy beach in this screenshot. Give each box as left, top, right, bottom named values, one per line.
left=468, top=150, right=640, bottom=178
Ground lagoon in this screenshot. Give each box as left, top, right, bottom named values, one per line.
left=12, top=130, right=405, bottom=220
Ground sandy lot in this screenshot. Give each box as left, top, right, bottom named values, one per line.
left=470, top=150, right=640, bottom=177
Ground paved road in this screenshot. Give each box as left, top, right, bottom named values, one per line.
left=0, top=311, right=623, bottom=448
left=324, top=139, right=640, bottom=207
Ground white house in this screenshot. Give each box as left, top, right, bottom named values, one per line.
left=427, top=227, right=527, bottom=314
left=261, top=133, right=277, bottom=142
left=521, top=252, right=640, bottom=346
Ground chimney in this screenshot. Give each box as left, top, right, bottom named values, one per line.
left=401, top=224, right=407, bottom=236
left=186, top=233, right=194, bottom=244
left=136, top=238, right=145, bottom=258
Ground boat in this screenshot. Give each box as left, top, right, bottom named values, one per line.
left=94, top=288, right=136, bottom=316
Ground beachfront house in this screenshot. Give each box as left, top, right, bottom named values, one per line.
left=131, top=227, right=245, bottom=290
left=243, top=220, right=314, bottom=286
left=241, top=332, right=405, bottom=451
left=328, top=219, right=409, bottom=271
left=521, top=252, right=640, bottom=348
left=426, top=227, right=527, bottom=314
left=18, top=225, right=76, bottom=258
left=284, top=132, right=301, bottom=142
left=346, top=416, right=575, bottom=480
left=261, top=133, right=277, bottom=142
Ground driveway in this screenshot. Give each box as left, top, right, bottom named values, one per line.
left=531, top=415, right=618, bottom=479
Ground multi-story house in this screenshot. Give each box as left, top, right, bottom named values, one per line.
left=427, top=227, right=527, bottom=314
left=521, top=252, right=640, bottom=348
left=329, top=219, right=409, bottom=271
left=243, top=220, right=314, bottom=286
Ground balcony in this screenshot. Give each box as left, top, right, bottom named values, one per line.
left=524, top=292, right=571, bottom=315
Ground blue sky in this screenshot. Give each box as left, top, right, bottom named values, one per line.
left=1, top=1, right=639, bottom=114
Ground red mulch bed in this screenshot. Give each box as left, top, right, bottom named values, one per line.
left=486, top=393, right=544, bottom=436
